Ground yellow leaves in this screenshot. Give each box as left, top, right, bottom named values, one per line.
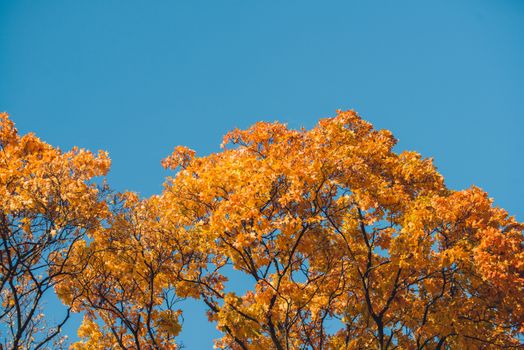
left=162, top=145, right=196, bottom=170
left=76, top=316, right=102, bottom=340
left=233, top=231, right=256, bottom=249
left=474, top=224, right=524, bottom=291
left=55, top=190, right=195, bottom=348
left=1, top=296, right=15, bottom=309
left=394, top=151, right=444, bottom=195
left=0, top=113, right=114, bottom=348
left=375, top=227, right=394, bottom=249
left=216, top=292, right=263, bottom=341
left=19, top=132, right=48, bottom=155
left=158, top=110, right=521, bottom=348
left=438, top=247, right=470, bottom=268
left=442, top=250, right=458, bottom=267
left=20, top=217, right=31, bottom=235
left=4, top=111, right=522, bottom=348
left=0, top=112, right=18, bottom=147
left=71, top=316, right=118, bottom=350
left=155, top=310, right=183, bottom=336
left=221, top=121, right=292, bottom=152
left=69, top=147, right=111, bottom=178
left=175, top=280, right=201, bottom=299
left=0, top=116, right=110, bottom=225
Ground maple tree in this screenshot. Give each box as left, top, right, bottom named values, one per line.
left=0, top=113, right=110, bottom=349
left=156, top=110, right=523, bottom=349
left=2, top=110, right=522, bottom=349
left=55, top=193, right=190, bottom=350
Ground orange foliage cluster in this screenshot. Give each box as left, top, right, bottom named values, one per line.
left=0, top=111, right=522, bottom=349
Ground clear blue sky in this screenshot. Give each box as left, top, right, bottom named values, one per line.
left=1, top=0, right=523, bottom=348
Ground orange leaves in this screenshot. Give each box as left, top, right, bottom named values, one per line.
left=394, top=151, right=444, bottom=195
left=56, top=192, right=190, bottom=349
left=154, top=110, right=523, bottom=348
left=161, top=145, right=195, bottom=170
left=0, top=112, right=18, bottom=147
left=2, top=111, right=522, bottom=349
left=69, top=147, right=111, bottom=178
left=154, top=309, right=183, bottom=337
left=0, top=114, right=111, bottom=225
left=0, top=113, right=112, bottom=349
left=221, top=121, right=293, bottom=153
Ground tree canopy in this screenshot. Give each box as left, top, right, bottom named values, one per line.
left=0, top=111, right=522, bottom=349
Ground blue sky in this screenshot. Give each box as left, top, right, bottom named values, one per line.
left=1, top=0, right=523, bottom=348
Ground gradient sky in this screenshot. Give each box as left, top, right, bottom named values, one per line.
left=1, top=0, right=523, bottom=348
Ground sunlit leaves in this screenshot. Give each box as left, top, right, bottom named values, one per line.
left=155, top=110, right=523, bottom=349
left=0, top=113, right=110, bottom=349
left=3, top=110, right=522, bottom=349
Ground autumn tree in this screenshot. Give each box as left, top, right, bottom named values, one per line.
left=55, top=193, right=191, bottom=350
left=0, top=113, right=110, bottom=349
left=48, top=109, right=523, bottom=349
left=156, top=110, right=523, bottom=349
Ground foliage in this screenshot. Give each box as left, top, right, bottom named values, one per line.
left=157, top=111, right=523, bottom=349
left=0, top=113, right=110, bottom=349
left=57, top=193, right=187, bottom=350
left=1, top=111, right=522, bottom=349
